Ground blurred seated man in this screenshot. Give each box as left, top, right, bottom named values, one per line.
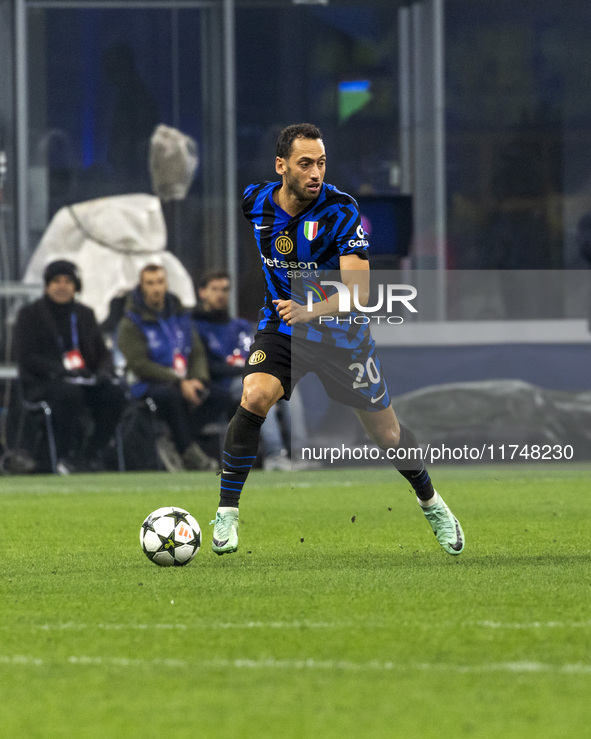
left=193, top=270, right=291, bottom=471
left=14, top=259, right=126, bottom=472
left=117, top=263, right=217, bottom=472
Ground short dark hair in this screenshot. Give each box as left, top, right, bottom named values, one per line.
left=276, top=123, right=323, bottom=159
left=199, top=269, right=231, bottom=290
left=139, top=263, right=166, bottom=279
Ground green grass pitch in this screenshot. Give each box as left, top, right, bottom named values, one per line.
left=1, top=464, right=591, bottom=738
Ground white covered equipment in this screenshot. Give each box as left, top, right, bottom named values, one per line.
left=22, top=193, right=196, bottom=323
left=149, top=124, right=198, bottom=201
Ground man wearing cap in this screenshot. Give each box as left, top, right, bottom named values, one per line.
left=14, top=259, right=126, bottom=472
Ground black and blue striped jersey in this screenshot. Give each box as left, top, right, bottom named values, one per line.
left=243, top=180, right=370, bottom=348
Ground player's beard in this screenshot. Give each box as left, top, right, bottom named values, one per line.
left=284, top=167, right=321, bottom=205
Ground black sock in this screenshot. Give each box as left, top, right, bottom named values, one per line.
left=390, top=425, right=435, bottom=501
left=219, top=405, right=265, bottom=508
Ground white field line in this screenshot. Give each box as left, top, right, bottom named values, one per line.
left=474, top=620, right=591, bottom=629
left=0, top=478, right=352, bottom=497
left=5, top=619, right=590, bottom=633
left=3, top=619, right=591, bottom=634
left=0, top=621, right=343, bottom=632
left=2, top=655, right=591, bottom=674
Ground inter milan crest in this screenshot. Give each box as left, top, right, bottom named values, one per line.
left=249, top=350, right=266, bottom=365
left=275, top=231, right=294, bottom=254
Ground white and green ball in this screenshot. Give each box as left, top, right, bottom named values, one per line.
left=140, top=506, right=201, bottom=567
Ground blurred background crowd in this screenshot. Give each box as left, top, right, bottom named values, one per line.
left=1, top=0, right=591, bottom=472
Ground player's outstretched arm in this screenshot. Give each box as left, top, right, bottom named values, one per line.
left=273, top=255, right=370, bottom=326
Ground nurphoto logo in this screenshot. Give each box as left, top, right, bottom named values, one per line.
left=305, top=281, right=418, bottom=315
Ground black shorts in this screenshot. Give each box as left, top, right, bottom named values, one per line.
left=243, top=330, right=390, bottom=412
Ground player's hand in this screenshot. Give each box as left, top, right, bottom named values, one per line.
left=273, top=299, right=308, bottom=325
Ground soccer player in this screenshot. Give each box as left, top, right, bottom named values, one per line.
left=211, top=123, right=464, bottom=557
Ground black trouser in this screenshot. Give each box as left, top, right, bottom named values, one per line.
left=29, top=378, right=126, bottom=460
left=143, top=383, right=235, bottom=455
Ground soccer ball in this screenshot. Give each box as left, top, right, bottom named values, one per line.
left=140, top=506, right=201, bottom=567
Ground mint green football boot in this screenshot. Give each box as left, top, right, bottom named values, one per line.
left=211, top=507, right=239, bottom=555
left=422, top=493, right=465, bottom=555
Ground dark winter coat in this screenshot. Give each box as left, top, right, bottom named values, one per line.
left=14, top=295, right=114, bottom=397
left=117, top=288, right=209, bottom=399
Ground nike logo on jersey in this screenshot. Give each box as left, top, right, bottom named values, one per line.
left=370, top=390, right=387, bottom=404
left=254, top=224, right=270, bottom=230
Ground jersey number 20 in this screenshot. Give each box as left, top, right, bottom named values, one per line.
left=348, top=357, right=380, bottom=389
